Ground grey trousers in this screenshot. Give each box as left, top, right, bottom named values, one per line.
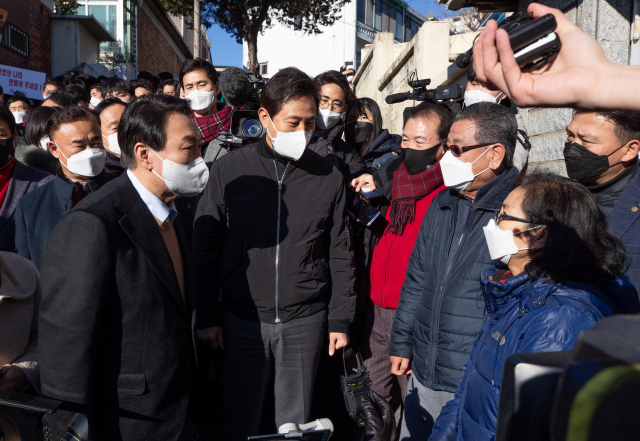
left=219, top=309, right=326, bottom=441
left=399, top=375, right=455, bottom=440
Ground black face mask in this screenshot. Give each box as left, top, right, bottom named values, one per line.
left=401, top=141, right=443, bottom=175
left=563, top=141, right=626, bottom=185
left=0, top=138, right=15, bottom=169
left=346, top=121, right=373, bottom=144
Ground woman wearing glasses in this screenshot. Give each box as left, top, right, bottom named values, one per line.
left=428, top=171, right=639, bottom=441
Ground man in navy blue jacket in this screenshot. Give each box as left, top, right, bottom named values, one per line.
left=389, top=102, right=519, bottom=440
left=563, top=110, right=640, bottom=290
left=15, top=106, right=110, bottom=269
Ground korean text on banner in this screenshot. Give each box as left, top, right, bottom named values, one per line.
left=0, top=64, right=46, bottom=101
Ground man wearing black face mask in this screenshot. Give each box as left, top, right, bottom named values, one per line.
left=563, top=110, right=640, bottom=289
left=355, top=103, right=451, bottom=439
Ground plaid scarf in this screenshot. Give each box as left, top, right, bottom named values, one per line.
left=190, top=103, right=232, bottom=145
left=386, top=160, right=444, bottom=235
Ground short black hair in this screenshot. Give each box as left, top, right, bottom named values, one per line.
left=44, top=91, right=77, bottom=108
left=467, top=66, right=478, bottom=83
left=515, top=171, right=627, bottom=284
left=453, top=102, right=517, bottom=167
left=7, top=95, right=31, bottom=108
left=0, top=105, right=16, bottom=136
left=131, top=80, right=155, bottom=95
left=43, top=78, right=63, bottom=91
left=260, top=67, right=319, bottom=119
left=97, top=75, right=108, bottom=82
left=118, top=94, right=192, bottom=170
left=315, top=70, right=356, bottom=107
left=404, top=102, right=454, bottom=142
left=47, top=105, right=100, bottom=139
left=162, top=79, right=180, bottom=96
left=346, top=97, right=383, bottom=154
left=158, top=72, right=174, bottom=82
left=64, top=84, right=89, bottom=105
left=102, top=78, right=135, bottom=98
left=574, top=110, right=640, bottom=145
left=25, top=106, right=59, bottom=145
left=89, top=83, right=102, bottom=93
left=179, top=58, right=219, bottom=88
left=93, top=97, right=129, bottom=119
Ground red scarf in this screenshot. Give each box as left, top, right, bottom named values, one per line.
left=190, top=103, right=232, bottom=145
left=386, top=160, right=444, bottom=235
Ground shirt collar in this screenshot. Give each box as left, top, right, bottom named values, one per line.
left=127, top=169, right=178, bottom=223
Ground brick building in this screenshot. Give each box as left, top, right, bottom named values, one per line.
left=0, top=0, right=53, bottom=76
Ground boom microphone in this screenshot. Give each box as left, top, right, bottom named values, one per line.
left=219, top=67, right=252, bottom=108
left=385, top=93, right=409, bottom=104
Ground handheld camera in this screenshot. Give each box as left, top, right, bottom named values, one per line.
left=385, top=72, right=464, bottom=105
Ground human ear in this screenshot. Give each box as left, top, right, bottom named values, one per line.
left=532, top=226, right=547, bottom=250
left=489, top=144, right=506, bottom=170
left=135, top=143, right=152, bottom=171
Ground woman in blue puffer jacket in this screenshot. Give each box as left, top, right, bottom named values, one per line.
left=429, top=172, right=640, bottom=441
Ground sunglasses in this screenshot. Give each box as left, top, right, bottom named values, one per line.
left=443, top=142, right=496, bottom=157
left=494, top=209, right=537, bottom=225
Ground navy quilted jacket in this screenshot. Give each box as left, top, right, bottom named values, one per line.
left=389, top=167, right=519, bottom=392
left=428, top=268, right=639, bottom=441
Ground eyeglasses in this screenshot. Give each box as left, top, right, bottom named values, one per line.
left=494, top=209, right=536, bottom=225
left=443, top=142, right=496, bottom=157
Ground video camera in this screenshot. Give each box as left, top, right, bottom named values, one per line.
left=218, top=68, right=267, bottom=145
left=456, top=12, right=561, bottom=72
left=385, top=71, right=464, bottom=106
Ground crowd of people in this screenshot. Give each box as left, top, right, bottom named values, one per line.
left=1, top=3, right=640, bottom=441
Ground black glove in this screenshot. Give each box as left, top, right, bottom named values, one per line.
left=349, top=391, right=393, bottom=441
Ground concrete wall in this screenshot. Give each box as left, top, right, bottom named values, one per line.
left=241, top=2, right=357, bottom=77
left=518, top=0, right=634, bottom=175
left=353, top=22, right=476, bottom=135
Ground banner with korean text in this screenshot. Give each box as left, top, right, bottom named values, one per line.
left=0, top=64, right=46, bottom=101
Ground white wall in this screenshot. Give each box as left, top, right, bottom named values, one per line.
left=242, top=2, right=357, bottom=77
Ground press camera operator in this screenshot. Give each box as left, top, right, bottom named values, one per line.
left=562, top=110, right=640, bottom=290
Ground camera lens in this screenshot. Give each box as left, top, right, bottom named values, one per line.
left=242, top=119, right=263, bottom=138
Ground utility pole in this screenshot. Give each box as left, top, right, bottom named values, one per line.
left=193, top=0, right=200, bottom=59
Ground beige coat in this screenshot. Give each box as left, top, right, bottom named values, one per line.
left=0, top=251, right=41, bottom=392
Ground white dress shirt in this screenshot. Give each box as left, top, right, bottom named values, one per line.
left=127, top=169, right=178, bottom=223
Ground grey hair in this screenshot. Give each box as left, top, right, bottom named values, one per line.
left=454, top=102, right=517, bottom=168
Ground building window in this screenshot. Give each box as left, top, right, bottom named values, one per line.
left=357, top=0, right=365, bottom=23
left=124, top=0, right=136, bottom=61
left=405, top=17, right=413, bottom=42
left=87, top=3, right=118, bottom=54
left=260, top=63, right=268, bottom=75
left=374, top=0, right=381, bottom=30
left=395, top=10, right=403, bottom=40
left=365, top=0, right=374, bottom=26
left=0, top=22, right=29, bottom=57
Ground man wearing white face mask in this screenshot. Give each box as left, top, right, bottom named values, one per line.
left=14, top=106, right=111, bottom=270
left=180, top=59, right=232, bottom=167
left=38, top=95, right=205, bottom=440
left=463, top=67, right=531, bottom=172
left=193, top=67, right=355, bottom=441
left=95, top=97, right=129, bottom=176
left=390, top=102, right=520, bottom=440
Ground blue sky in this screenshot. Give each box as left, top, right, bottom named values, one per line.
left=205, top=0, right=443, bottom=68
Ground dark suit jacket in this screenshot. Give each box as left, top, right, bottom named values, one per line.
left=15, top=170, right=111, bottom=270
left=0, top=160, right=53, bottom=253
left=609, top=169, right=640, bottom=291
left=39, top=173, right=198, bottom=441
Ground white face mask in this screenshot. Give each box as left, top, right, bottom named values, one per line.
left=90, top=96, right=102, bottom=107
left=56, top=145, right=105, bottom=177
left=315, top=107, right=344, bottom=131
left=266, top=113, right=312, bottom=161
left=464, top=90, right=503, bottom=107
left=103, top=133, right=120, bottom=155
left=440, top=147, right=492, bottom=191
left=12, top=112, right=28, bottom=124
left=186, top=89, right=215, bottom=113
left=347, top=75, right=354, bottom=82
left=40, top=136, right=50, bottom=150
left=150, top=149, right=209, bottom=197
left=43, top=94, right=51, bottom=101
left=483, top=218, right=541, bottom=265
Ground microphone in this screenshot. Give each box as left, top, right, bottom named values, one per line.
left=385, top=93, right=409, bottom=104
left=455, top=50, right=473, bottom=69
left=219, top=67, right=252, bottom=108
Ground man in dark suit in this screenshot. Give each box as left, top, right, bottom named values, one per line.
left=15, top=106, right=111, bottom=269
left=39, top=95, right=208, bottom=440
left=563, top=110, right=640, bottom=289
left=0, top=105, right=53, bottom=252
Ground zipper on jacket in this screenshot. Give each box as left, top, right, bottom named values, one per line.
left=274, top=160, right=290, bottom=323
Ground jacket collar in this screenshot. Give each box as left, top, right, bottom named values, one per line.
left=607, top=167, right=640, bottom=238
left=256, top=133, right=311, bottom=165
left=439, top=166, right=519, bottom=211
left=312, top=121, right=345, bottom=144
left=114, top=173, right=189, bottom=319
left=54, top=169, right=110, bottom=207
left=0, top=161, right=32, bottom=230
left=481, top=266, right=558, bottom=314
